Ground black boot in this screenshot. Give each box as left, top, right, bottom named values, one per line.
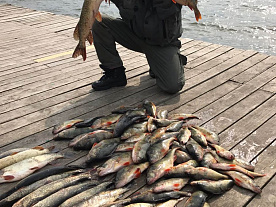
left=92, top=65, right=127, bottom=91
left=149, top=68, right=156, bottom=78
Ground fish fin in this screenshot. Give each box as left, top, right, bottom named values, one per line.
left=165, top=168, right=171, bottom=172
left=32, top=146, right=44, bottom=150
left=172, top=0, right=176, bottom=3
left=93, top=143, right=98, bottom=147
left=30, top=166, right=40, bottom=171
left=87, top=31, right=93, bottom=45
left=73, top=22, right=80, bottom=40
left=95, top=11, right=102, bottom=22
left=72, top=43, right=86, bottom=61
left=11, top=152, right=18, bottom=155
left=3, top=175, right=15, bottom=180
left=195, top=10, right=202, bottom=22
left=47, top=146, right=55, bottom=151
left=134, top=168, right=141, bottom=178
left=188, top=5, right=194, bottom=10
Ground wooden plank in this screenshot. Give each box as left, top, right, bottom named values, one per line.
left=231, top=55, right=276, bottom=83
left=246, top=175, right=276, bottom=207
left=261, top=78, right=276, bottom=93
left=208, top=115, right=276, bottom=206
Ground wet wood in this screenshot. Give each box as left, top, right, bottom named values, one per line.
left=0, top=4, right=275, bottom=206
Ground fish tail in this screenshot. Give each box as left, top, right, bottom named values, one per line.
left=73, top=22, right=79, bottom=41
left=194, top=9, right=202, bottom=22
left=72, top=43, right=87, bottom=61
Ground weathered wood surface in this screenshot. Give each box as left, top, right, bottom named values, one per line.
left=0, top=4, right=275, bottom=206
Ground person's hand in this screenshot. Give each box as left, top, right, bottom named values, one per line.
left=152, top=0, right=172, bottom=8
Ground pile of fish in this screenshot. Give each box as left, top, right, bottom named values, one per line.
left=0, top=100, right=265, bottom=207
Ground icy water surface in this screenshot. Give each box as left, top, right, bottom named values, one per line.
left=3, top=0, right=276, bottom=55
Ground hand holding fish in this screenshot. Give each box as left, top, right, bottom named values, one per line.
left=172, top=0, right=202, bottom=21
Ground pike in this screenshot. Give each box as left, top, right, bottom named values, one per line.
left=72, top=0, right=105, bottom=61
left=0, top=153, right=63, bottom=183
left=13, top=173, right=92, bottom=207
left=31, top=181, right=99, bottom=207
left=97, top=152, right=133, bottom=176
left=223, top=171, right=262, bottom=194
left=147, top=148, right=178, bottom=184
left=190, top=180, right=234, bottom=194
left=76, top=188, right=128, bottom=207
left=0, top=170, right=83, bottom=206
left=152, top=178, right=190, bottom=193
left=52, top=119, right=83, bottom=134
left=210, top=163, right=266, bottom=178
left=0, top=146, right=53, bottom=170
left=115, top=162, right=149, bottom=188
left=172, top=0, right=202, bottom=22
left=59, top=182, right=112, bottom=207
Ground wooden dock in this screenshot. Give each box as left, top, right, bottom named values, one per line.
left=0, top=3, right=275, bottom=206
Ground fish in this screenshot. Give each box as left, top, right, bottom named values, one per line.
left=53, top=127, right=95, bottom=140
left=160, top=132, right=180, bottom=140
left=177, top=127, right=191, bottom=145
left=115, top=162, right=149, bottom=188
left=183, top=191, right=207, bottom=207
left=13, top=173, right=92, bottom=207
left=72, top=0, right=105, bottom=61
left=166, top=121, right=184, bottom=132
left=111, top=106, right=140, bottom=114
left=210, top=163, right=266, bottom=178
left=190, top=179, right=234, bottom=194
left=125, top=133, right=150, bottom=143
left=0, top=169, right=83, bottom=206
left=172, top=0, right=202, bottom=22
left=147, top=137, right=175, bottom=164
left=186, top=138, right=205, bottom=161
left=148, top=127, right=167, bottom=144
left=125, top=204, right=154, bottom=207
left=31, top=181, right=98, bottom=207
left=223, top=171, right=262, bottom=194
left=192, top=125, right=220, bottom=144
left=0, top=146, right=53, bottom=170
left=168, top=113, right=199, bottom=121
left=76, top=188, right=128, bottom=207
left=86, top=137, right=121, bottom=163
left=153, top=118, right=177, bottom=127
left=59, top=182, right=112, bottom=207
left=132, top=135, right=151, bottom=163
left=165, top=160, right=198, bottom=178
left=209, top=150, right=255, bottom=171
left=75, top=116, right=103, bottom=128
left=0, top=153, right=63, bottom=183
left=52, top=119, right=83, bottom=134
left=107, top=190, right=191, bottom=206
left=147, top=148, right=178, bottom=185
left=121, top=122, right=148, bottom=140
left=157, top=109, right=168, bottom=119
left=185, top=166, right=229, bottom=180
left=69, top=130, right=113, bottom=150
left=115, top=142, right=135, bottom=152
left=113, top=109, right=147, bottom=137
left=90, top=114, right=123, bottom=129
left=143, top=100, right=157, bottom=118
left=189, top=127, right=208, bottom=147
left=147, top=116, right=157, bottom=132
left=175, top=150, right=192, bottom=164
left=209, top=143, right=235, bottom=160
left=97, top=152, right=133, bottom=176
left=155, top=198, right=184, bottom=207
left=152, top=178, right=190, bottom=193
left=200, top=152, right=217, bottom=168
left=170, top=141, right=186, bottom=151
left=0, top=148, right=29, bottom=159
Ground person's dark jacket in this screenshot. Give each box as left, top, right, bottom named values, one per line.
left=111, top=0, right=183, bottom=48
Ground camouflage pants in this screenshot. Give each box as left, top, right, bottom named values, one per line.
left=92, top=15, right=186, bottom=94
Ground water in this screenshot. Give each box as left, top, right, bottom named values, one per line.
left=3, top=0, right=276, bottom=56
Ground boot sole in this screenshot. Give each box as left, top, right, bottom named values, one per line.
left=92, top=82, right=127, bottom=91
